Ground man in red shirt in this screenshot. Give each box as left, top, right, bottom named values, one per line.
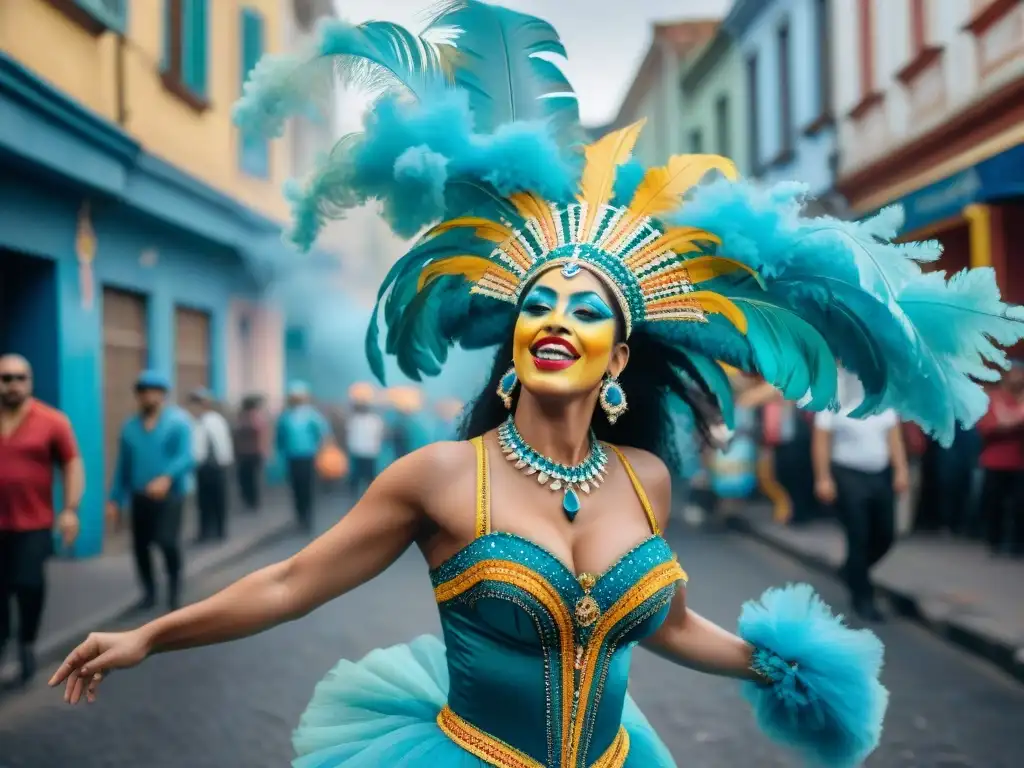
left=977, top=362, right=1024, bottom=556
left=0, top=354, right=84, bottom=685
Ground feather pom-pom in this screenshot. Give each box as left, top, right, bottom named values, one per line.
left=738, top=584, right=888, bottom=768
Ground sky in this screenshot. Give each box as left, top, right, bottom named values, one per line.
left=331, top=0, right=733, bottom=127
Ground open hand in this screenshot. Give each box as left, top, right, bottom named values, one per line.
left=49, top=629, right=151, bottom=704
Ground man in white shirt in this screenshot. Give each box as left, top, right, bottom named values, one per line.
left=188, top=389, right=234, bottom=542
left=346, top=401, right=385, bottom=499
left=812, top=371, right=909, bottom=621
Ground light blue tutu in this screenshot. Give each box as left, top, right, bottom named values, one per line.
left=292, top=635, right=677, bottom=767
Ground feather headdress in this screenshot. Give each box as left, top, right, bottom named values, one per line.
left=234, top=0, right=1024, bottom=446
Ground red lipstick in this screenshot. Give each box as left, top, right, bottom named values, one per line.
left=530, top=336, right=580, bottom=372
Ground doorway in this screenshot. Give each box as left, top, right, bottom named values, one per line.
left=0, top=249, right=59, bottom=406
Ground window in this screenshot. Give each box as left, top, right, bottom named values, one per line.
left=44, top=0, right=127, bottom=35
left=239, top=7, right=270, bottom=178
left=746, top=54, right=760, bottom=172
left=163, top=0, right=209, bottom=104
left=79, top=0, right=126, bottom=32
left=714, top=95, right=730, bottom=157
left=815, top=0, right=833, bottom=117
left=688, top=128, right=704, bottom=153
left=777, top=21, right=793, bottom=154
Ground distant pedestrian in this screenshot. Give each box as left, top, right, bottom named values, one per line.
left=233, top=395, right=268, bottom=512
left=107, top=371, right=194, bottom=612
left=976, top=362, right=1024, bottom=556
left=0, top=354, right=83, bottom=684
left=276, top=382, right=332, bottom=533
left=188, top=388, right=234, bottom=542
left=812, top=371, right=909, bottom=621
left=347, top=401, right=385, bottom=499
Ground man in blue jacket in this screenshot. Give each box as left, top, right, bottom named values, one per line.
left=106, top=371, right=194, bottom=611
left=276, top=381, right=331, bottom=534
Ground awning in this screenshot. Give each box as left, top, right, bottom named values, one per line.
left=894, top=142, right=1024, bottom=234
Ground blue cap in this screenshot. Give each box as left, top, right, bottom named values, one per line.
left=136, top=370, right=170, bottom=391
left=287, top=380, right=310, bottom=397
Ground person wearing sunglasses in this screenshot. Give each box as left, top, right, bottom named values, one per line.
left=0, top=354, right=84, bottom=685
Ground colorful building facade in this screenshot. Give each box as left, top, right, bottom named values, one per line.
left=607, top=20, right=719, bottom=164
left=678, top=25, right=750, bottom=176
left=0, top=0, right=295, bottom=556
left=833, top=0, right=1024, bottom=301
left=727, top=0, right=839, bottom=205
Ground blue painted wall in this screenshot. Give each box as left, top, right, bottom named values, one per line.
left=0, top=169, right=261, bottom=557
left=727, top=0, right=837, bottom=196
left=0, top=53, right=294, bottom=558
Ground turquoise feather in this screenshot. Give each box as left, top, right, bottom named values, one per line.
left=439, top=1, right=580, bottom=133
left=738, top=584, right=888, bottom=768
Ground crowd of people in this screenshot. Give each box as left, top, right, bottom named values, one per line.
left=0, top=352, right=461, bottom=687
left=692, top=366, right=1024, bottom=620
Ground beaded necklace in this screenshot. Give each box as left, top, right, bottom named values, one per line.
left=497, top=417, right=608, bottom=520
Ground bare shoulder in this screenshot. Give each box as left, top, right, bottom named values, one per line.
left=383, top=440, right=477, bottom=497
left=612, top=445, right=672, bottom=529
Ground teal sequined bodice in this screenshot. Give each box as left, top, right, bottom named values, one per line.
left=428, top=439, right=687, bottom=768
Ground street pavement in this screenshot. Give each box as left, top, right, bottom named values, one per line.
left=1, top=516, right=1023, bottom=768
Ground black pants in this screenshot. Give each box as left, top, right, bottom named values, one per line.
left=833, top=465, right=895, bottom=605
left=131, top=493, right=183, bottom=604
left=237, top=454, right=263, bottom=511
left=980, top=469, right=1024, bottom=553
left=288, top=457, right=316, bottom=531
left=349, top=456, right=377, bottom=499
left=196, top=463, right=228, bottom=541
left=0, top=529, right=51, bottom=648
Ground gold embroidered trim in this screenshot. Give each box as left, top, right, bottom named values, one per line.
left=433, top=559, right=576, bottom=758
left=471, top=436, right=491, bottom=538
left=592, top=727, right=630, bottom=768
left=567, top=560, right=685, bottom=765
left=438, top=705, right=545, bottom=767
left=437, top=706, right=630, bottom=768
left=607, top=446, right=660, bottom=535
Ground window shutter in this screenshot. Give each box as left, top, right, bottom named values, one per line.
left=239, top=8, right=269, bottom=177
left=183, top=0, right=209, bottom=96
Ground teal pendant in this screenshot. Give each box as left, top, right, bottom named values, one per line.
left=562, top=487, right=581, bottom=520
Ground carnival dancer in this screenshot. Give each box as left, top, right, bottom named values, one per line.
left=51, top=4, right=1024, bottom=767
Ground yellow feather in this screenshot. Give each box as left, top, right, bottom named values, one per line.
left=417, top=256, right=515, bottom=292
left=577, top=120, right=646, bottom=240
left=685, top=291, right=748, bottom=333
left=426, top=217, right=511, bottom=244
left=627, top=154, right=738, bottom=221
left=677, top=256, right=765, bottom=288
left=509, top=192, right=559, bottom=249
left=625, top=226, right=720, bottom=268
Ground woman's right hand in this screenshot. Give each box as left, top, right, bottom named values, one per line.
left=49, top=628, right=151, bottom=704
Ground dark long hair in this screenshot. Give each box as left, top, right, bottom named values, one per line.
left=457, top=315, right=723, bottom=476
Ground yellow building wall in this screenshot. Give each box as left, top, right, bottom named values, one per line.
left=0, top=0, right=290, bottom=222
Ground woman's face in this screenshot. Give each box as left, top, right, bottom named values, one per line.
left=512, top=267, right=629, bottom=400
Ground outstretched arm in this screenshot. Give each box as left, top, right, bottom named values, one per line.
left=627, top=449, right=761, bottom=681
left=51, top=445, right=439, bottom=697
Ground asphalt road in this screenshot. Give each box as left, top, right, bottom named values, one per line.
left=1, top=514, right=1022, bottom=768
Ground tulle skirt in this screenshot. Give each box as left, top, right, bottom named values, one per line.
left=292, top=634, right=676, bottom=767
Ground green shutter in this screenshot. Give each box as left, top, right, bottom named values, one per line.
left=239, top=7, right=269, bottom=177
left=182, top=0, right=209, bottom=96
left=76, top=0, right=127, bottom=34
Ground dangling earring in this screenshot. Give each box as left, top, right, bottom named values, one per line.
left=599, top=374, right=627, bottom=424
left=496, top=366, right=518, bottom=409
